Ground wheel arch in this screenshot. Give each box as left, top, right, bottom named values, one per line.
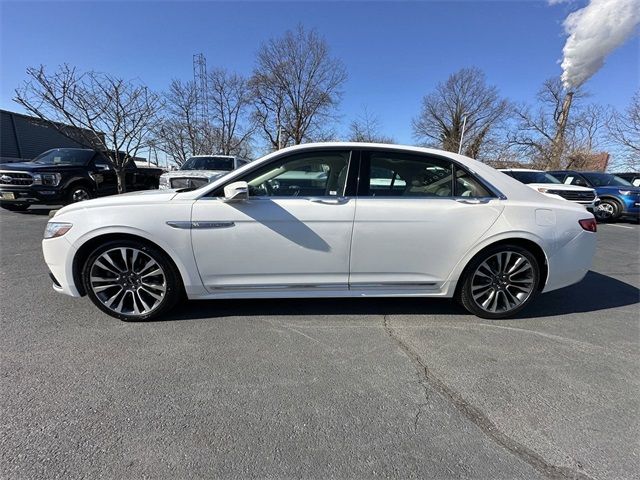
left=72, top=232, right=187, bottom=297
left=452, top=236, right=549, bottom=297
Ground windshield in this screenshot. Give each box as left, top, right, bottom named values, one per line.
left=581, top=172, right=632, bottom=187
left=508, top=171, right=562, bottom=184
left=32, top=149, right=95, bottom=166
left=181, top=156, right=234, bottom=171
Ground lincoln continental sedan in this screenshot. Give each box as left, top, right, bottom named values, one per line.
left=43, top=143, right=597, bottom=321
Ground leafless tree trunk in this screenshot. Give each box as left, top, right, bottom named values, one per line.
left=348, top=107, right=394, bottom=143
left=155, top=79, right=219, bottom=166
left=250, top=25, right=347, bottom=151
left=14, top=65, right=161, bottom=193
left=208, top=69, right=254, bottom=156
left=508, top=78, right=609, bottom=169
left=609, top=91, right=640, bottom=169
left=412, top=67, right=511, bottom=160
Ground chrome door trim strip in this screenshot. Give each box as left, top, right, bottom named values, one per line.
left=207, top=283, right=346, bottom=291
left=166, top=221, right=235, bottom=229
left=350, top=282, right=438, bottom=288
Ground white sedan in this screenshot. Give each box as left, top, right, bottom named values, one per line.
left=43, top=143, right=597, bottom=321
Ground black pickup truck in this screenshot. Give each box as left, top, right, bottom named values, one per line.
left=0, top=148, right=163, bottom=211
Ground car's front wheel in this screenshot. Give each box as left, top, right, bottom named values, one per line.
left=594, top=199, right=621, bottom=222
left=82, top=240, right=182, bottom=321
left=458, top=245, right=540, bottom=319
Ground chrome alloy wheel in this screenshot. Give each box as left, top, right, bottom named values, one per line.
left=470, top=251, right=535, bottom=314
left=595, top=202, right=615, bottom=221
left=71, top=188, right=91, bottom=202
left=89, top=247, right=167, bottom=316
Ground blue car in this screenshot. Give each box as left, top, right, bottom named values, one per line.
left=547, top=170, right=640, bottom=222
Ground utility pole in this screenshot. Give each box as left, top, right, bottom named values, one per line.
left=458, top=113, right=468, bottom=155
left=192, top=53, right=208, bottom=126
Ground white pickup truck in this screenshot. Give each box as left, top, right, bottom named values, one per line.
left=159, top=155, right=250, bottom=189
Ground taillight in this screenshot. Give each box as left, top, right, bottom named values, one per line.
left=579, top=218, right=597, bottom=232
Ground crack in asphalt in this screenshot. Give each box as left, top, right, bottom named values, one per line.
left=382, top=314, right=595, bottom=480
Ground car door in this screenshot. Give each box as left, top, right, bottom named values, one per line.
left=349, top=149, right=505, bottom=291
left=90, top=155, right=118, bottom=196
left=190, top=149, right=356, bottom=292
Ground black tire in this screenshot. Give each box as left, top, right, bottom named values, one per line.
left=595, top=198, right=621, bottom=223
left=82, top=239, right=183, bottom=321
left=457, top=244, right=540, bottom=319
left=65, top=184, right=94, bottom=204
left=1, top=203, right=29, bottom=211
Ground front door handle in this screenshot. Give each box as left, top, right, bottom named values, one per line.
left=308, top=197, right=349, bottom=205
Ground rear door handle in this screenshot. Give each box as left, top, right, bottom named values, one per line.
left=308, top=197, right=349, bottom=205
left=455, top=198, right=491, bottom=204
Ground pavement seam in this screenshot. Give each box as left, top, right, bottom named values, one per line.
left=382, top=314, right=595, bottom=480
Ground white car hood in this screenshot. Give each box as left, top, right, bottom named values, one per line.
left=53, top=189, right=179, bottom=217
left=525, top=183, right=595, bottom=192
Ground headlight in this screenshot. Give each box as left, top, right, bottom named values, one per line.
left=159, top=176, right=170, bottom=188
left=619, top=190, right=632, bottom=195
left=33, top=173, right=61, bottom=186
left=536, top=187, right=550, bottom=193
left=44, top=222, right=72, bottom=239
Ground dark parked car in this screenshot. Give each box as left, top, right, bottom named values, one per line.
left=0, top=148, right=163, bottom=211
left=547, top=170, right=640, bottom=222
left=613, top=172, right=640, bottom=187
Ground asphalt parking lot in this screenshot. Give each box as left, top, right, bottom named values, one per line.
left=1, top=206, right=638, bottom=480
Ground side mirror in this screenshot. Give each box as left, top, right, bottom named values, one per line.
left=223, top=181, right=249, bottom=202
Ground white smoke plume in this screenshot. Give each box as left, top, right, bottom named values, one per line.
left=558, top=0, right=640, bottom=89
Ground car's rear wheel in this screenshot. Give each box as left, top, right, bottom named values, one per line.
left=595, top=199, right=621, bottom=222
left=82, top=240, right=182, bottom=321
left=458, top=245, right=540, bottom=319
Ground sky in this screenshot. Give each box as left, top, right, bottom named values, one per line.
left=1, top=0, right=638, bottom=148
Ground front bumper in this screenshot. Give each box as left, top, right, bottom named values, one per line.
left=0, top=186, right=65, bottom=204
left=42, top=236, right=81, bottom=297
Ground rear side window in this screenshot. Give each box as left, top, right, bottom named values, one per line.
left=360, top=151, right=490, bottom=198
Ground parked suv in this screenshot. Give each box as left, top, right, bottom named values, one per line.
left=159, top=155, right=250, bottom=189
left=547, top=170, right=640, bottom=222
left=0, top=148, right=163, bottom=211
left=500, top=168, right=598, bottom=212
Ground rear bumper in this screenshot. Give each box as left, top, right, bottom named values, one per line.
left=543, top=230, right=597, bottom=293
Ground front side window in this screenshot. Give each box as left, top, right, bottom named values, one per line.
left=509, top=171, right=562, bottom=184
left=240, top=151, right=350, bottom=197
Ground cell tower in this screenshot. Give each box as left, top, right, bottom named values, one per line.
left=193, top=53, right=208, bottom=124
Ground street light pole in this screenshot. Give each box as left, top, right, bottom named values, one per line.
left=458, top=114, right=468, bottom=155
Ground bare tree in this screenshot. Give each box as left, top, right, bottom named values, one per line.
left=508, top=78, right=610, bottom=169
left=609, top=91, right=640, bottom=169
left=250, top=25, right=347, bottom=150
left=348, top=107, right=394, bottom=143
left=14, top=65, right=161, bottom=193
left=412, top=67, right=511, bottom=159
left=208, top=68, right=254, bottom=156
left=155, top=79, right=218, bottom=165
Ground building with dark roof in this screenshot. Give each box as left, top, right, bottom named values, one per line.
left=0, top=109, right=103, bottom=162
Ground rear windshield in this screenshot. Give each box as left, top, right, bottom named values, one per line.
left=181, top=156, right=234, bottom=171
left=32, top=149, right=95, bottom=166
left=507, top=171, right=561, bottom=184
